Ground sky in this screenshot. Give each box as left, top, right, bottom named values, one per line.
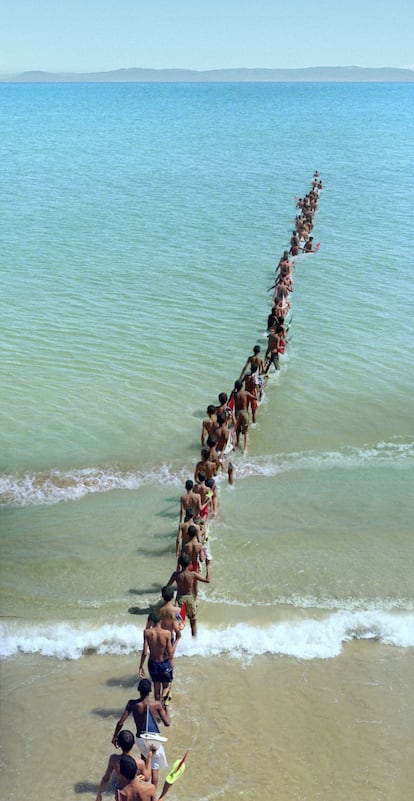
left=1, top=0, right=413, bottom=74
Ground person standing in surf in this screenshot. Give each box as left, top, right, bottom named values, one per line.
left=179, top=478, right=208, bottom=522
left=232, top=379, right=257, bottom=453
left=166, top=553, right=211, bottom=637
left=139, top=612, right=174, bottom=703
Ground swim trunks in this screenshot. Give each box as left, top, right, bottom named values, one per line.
left=188, top=560, right=200, bottom=573
left=176, top=593, right=198, bottom=620
left=236, top=409, right=249, bottom=433
left=136, top=738, right=168, bottom=770
left=148, top=658, right=173, bottom=684
left=248, top=396, right=258, bottom=412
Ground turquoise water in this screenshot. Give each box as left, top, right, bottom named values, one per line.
left=1, top=82, right=414, bottom=660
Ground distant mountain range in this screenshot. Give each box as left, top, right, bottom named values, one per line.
left=1, top=66, right=414, bottom=83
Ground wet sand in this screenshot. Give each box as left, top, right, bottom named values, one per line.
left=1, top=640, right=413, bottom=801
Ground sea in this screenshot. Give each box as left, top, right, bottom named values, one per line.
left=0, top=81, right=413, bottom=801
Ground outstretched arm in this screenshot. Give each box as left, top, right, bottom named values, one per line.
left=112, top=706, right=130, bottom=746
left=166, top=571, right=178, bottom=587
left=238, top=358, right=250, bottom=381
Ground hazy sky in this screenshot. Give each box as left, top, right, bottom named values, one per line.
left=1, top=0, right=413, bottom=73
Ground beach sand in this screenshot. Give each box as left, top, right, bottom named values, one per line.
left=1, top=641, right=413, bottom=801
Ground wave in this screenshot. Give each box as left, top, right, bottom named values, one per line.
left=1, top=609, right=413, bottom=661
left=1, top=438, right=413, bottom=507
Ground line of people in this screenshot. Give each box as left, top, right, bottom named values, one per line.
left=94, top=172, right=323, bottom=801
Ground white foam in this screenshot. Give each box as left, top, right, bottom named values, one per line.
left=1, top=610, right=413, bottom=661
left=0, top=464, right=187, bottom=507
left=1, top=438, right=413, bottom=507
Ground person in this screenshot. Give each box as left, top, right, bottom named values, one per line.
left=117, top=754, right=157, bottom=801
left=214, top=411, right=232, bottom=452
left=289, top=231, right=299, bottom=252
left=201, top=404, right=218, bottom=446
left=265, top=324, right=286, bottom=372
left=194, top=470, right=217, bottom=519
left=150, top=585, right=184, bottom=653
left=183, top=525, right=204, bottom=574
left=273, top=280, right=290, bottom=305
left=275, top=293, right=291, bottom=321
left=239, top=345, right=265, bottom=381
left=112, top=679, right=170, bottom=790
left=267, top=305, right=278, bottom=332
left=216, top=391, right=237, bottom=429
left=139, top=612, right=174, bottom=702
left=95, top=730, right=151, bottom=801
left=242, top=366, right=259, bottom=424
left=280, top=272, right=294, bottom=293
left=214, top=411, right=234, bottom=484
left=275, top=250, right=290, bottom=274
left=304, top=236, right=314, bottom=253
left=167, top=553, right=210, bottom=636
left=176, top=509, right=201, bottom=559
left=205, top=433, right=222, bottom=476
left=179, top=478, right=207, bottom=522
left=193, top=447, right=217, bottom=484
left=232, top=379, right=257, bottom=452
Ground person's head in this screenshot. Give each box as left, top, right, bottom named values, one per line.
left=161, top=585, right=175, bottom=602
left=179, top=553, right=190, bottom=569
left=197, top=471, right=206, bottom=483
left=187, top=525, right=198, bottom=540
left=117, top=730, right=135, bottom=752
left=200, top=447, right=210, bottom=460
left=148, top=610, right=161, bottom=626
left=218, top=392, right=228, bottom=405
left=184, top=507, right=195, bottom=520
left=206, top=433, right=217, bottom=448
left=253, top=345, right=261, bottom=354
left=119, top=755, right=137, bottom=782
left=234, top=380, right=243, bottom=392
left=206, top=404, right=216, bottom=416
left=185, top=479, right=194, bottom=492
left=216, top=411, right=226, bottom=426
left=138, top=678, right=152, bottom=698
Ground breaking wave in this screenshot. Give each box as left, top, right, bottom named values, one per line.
left=1, top=439, right=413, bottom=507
left=1, top=609, right=413, bottom=661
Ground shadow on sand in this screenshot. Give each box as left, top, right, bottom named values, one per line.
left=128, top=605, right=151, bottom=616
left=74, top=781, right=100, bottom=794
left=106, top=674, right=137, bottom=688
left=91, top=706, right=123, bottom=719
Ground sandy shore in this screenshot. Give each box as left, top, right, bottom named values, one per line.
left=1, top=639, right=413, bottom=801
